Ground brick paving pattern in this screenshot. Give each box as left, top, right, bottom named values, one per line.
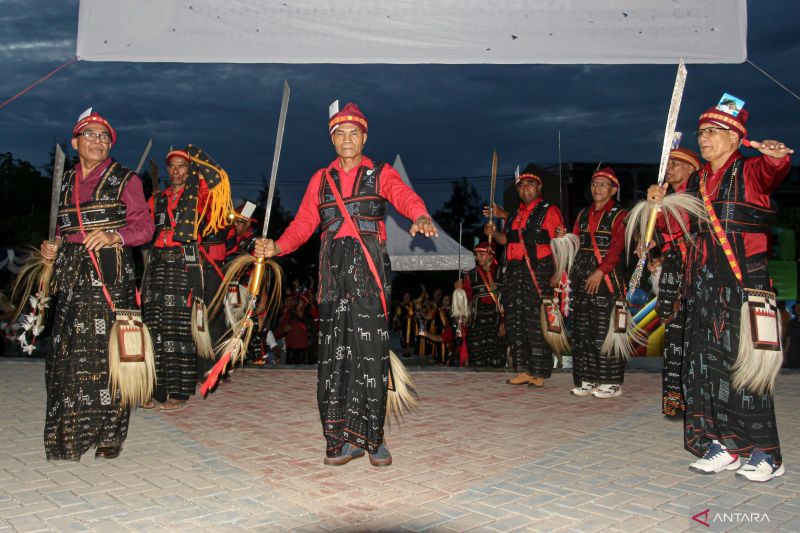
left=1, top=359, right=798, bottom=532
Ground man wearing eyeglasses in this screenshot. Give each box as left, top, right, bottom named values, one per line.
left=567, top=167, right=628, bottom=399
left=649, top=102, right=793, bottom=482
left=38, top=110, right=154, bottom=460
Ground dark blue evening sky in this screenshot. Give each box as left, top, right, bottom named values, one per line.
left=1, top=0, right=798, bottom=210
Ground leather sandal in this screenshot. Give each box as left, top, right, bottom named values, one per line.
left=95, top=446, right=122, bottom=459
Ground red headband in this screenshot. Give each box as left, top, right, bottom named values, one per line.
left=72, top=112, right=117, bottom=146
left=329, top=102, right=368, bottom=135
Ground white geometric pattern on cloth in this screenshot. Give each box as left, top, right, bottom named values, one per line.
left=100, top=389, right=112, bottom=406
left=94, top=318, right=106, bottom=335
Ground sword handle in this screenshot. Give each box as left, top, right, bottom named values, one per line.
left=249, top=258, right=265, bottom=297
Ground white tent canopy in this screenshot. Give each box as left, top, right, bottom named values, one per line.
left=386, top=156, right=475, bottom=272
left=77, top=0, right=746, bottom=64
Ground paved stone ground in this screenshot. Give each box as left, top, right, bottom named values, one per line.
left=1, top=358, right=799, bottom=532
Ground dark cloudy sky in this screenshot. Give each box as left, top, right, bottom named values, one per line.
left=1, top=0, right=799, bottom=211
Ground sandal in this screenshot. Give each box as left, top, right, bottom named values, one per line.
left=139, top=399, right=157, bottom=409
left=158, top=399, right=188, bottom=411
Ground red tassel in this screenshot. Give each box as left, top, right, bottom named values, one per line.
left=200, top=352, right=231, bottom=396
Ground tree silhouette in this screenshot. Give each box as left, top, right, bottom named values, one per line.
left=432, top=177, right=485, bottom=245
left=0, top=153, right=51, bottom=246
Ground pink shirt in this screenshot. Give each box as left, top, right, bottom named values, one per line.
left=60, top=158, right=154, bottom=246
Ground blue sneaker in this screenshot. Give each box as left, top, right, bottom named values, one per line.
left=323, top=443, right=365, bottom=466
left=736, top=448, right=785, bottom=482
left=689, top=441, right=740, bottom=474
left=369, top=443, right=393, bottom=467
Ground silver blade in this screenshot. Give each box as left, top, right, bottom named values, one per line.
left=262, top=80, right=291, bottom=239
left=48, top=144, right=65, bottom=243
left=488, top=149, right=498, bottom=222
left=656, top=60, right=688, bottom=186
left=134, top=138, right=152, bottom=176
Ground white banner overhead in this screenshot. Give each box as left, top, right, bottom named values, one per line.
left=77, top=0, right=747, bottom=65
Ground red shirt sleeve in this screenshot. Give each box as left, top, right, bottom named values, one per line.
left=598, top=211, right=626, bottom=274
left=117, top=174, right=155, bottom=247
left=275, top=170, right=323, bottom=255
left=463, top=274, right=473, bottom=300
left=380, top=164, right=430, bottom=223
left=536, top=205, right=564, bottom=259
left=744, top=153, right=791, bottom=200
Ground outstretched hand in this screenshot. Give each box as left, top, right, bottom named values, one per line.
left=748, top=139, right=794, bottom=159
left=410, top=216, right=438, bottom=238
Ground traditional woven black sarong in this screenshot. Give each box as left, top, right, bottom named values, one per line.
left=503, top=259, right=554, bottom=377
left=45, top=242, right=135, bottom=459
left=570, top=258, right=622, bottom=386
left=683, top=250, right=781, bottom=463
left=467, top=300, right=506, bottom=367
left=142, top=247, right=196, bottom=401
left=318, top=237, right=390, bottom=456
left=658, top=246, right=686, bottom=417
left=570, top=206, right=627, bottom=387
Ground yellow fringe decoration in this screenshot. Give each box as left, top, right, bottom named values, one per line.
left=386, top=350, right=420, bottom=425
left=188, top=154, right=234, bottom=238
left=191, top=298, right=216, bottom=360
left=11, top=247, right=53, bottom=321
left=108, top=310, right=156, bottom=408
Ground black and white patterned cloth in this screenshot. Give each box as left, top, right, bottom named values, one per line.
left=45, top=243, right=135, bottom=459
left=142, top=247, right=197, bottom=401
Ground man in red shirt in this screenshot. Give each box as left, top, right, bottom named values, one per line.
left=454, top=242, right=506, bottom=368
left=649, top=100, right=793, bottom=482
left=255, top=102, right=437, bottom=467
left=655, top=147, right=701, bottom=418
left=484, top=165, right=564, bottom=388
left=568, top=168, right=628, bottom=399
left=142, top=148, right=231, bottom=410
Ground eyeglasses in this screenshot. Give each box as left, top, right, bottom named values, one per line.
left=76, top=130, right=113, bottom=144
left=590, top=181, right=613, bottom=189
left=694, top=126, right=729, bottom=138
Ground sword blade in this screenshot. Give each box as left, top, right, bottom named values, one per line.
left=262, top=80, right=291, bottom=239
left=134, top=138, right=152, bottom=176
left=48, top=144, right=65, bottom=243
left=488, top=149, right=498, bottom=221
left=148, top=158, right=159, bottom=193
left=656, top=60, right=688, bottom=186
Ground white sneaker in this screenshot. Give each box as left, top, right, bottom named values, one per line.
left=736, top=449, right=785, bottom=482
left=689, top=441, right=741, bottom=474
left=592, top=384, right=622, bottom=398
left=570, top=381, right=596, bottom=397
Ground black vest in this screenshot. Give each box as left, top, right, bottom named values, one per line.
left=690, top=158, right=776, bottom=235
left=576, top=204, right=626, bottom=253
left=318, top=163, right=386, bottom=236
left=57, top=162, right=133, bottom=236
left=505, top=201, right=551, bottom=263
left=468, top=267, right=501, bottom=302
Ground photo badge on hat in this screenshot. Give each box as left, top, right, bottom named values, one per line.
left=716, top=93, right=745, bottom=116
left=671, top=131, right=683, bottom=150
